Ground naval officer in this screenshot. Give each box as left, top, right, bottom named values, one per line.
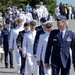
left=37, top=21, right=53, bottom=75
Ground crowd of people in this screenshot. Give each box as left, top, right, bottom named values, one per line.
left=55, top=2, right=75, bottom=20
left=0, top=1, right=54, bottom=29
left=0, top=1, right=75, bottom=75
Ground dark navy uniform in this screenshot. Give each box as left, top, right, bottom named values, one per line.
left=45, top=29, right=75, bottom=75
left=45, top=15, right=75, bottom=75
left=2, top=28, right=13, bottom=68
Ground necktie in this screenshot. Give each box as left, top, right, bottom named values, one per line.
left=60, top=31, right=63, bottom=41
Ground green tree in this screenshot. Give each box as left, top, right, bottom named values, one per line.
left=44, top=0, right=57, bottom=16
left=0, top=0, right=56, bottom=16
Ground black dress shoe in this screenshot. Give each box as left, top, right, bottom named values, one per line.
left=10, top=66, right=14, bottom=68
left=5, top=66, right=8, bottom=68
left=22, top=74, right=24, bottom=75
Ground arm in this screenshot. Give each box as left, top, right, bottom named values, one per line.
left=30, top=13, right=33, bottom=20
left=9, top=30, right=14, bottom=51
left=37, top=35, right=43, bottom=65
left=22, top=34, right=27, bottom=58
left=45, top=32, right=53, bottom=68
left=33, top=31, right=40, bottom=55
left=71, top=32, right=75, bottom=70
left=16, top=32, right=22, bottom=51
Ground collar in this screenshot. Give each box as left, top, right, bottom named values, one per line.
left=7, top=28, right=10, bottom=30
left=30, top=30, right=36, bottom=32
left=25, top=28, right=30, bottom=32
left=60, top=29, right=66, bottom=38
left=45, top=31, right=50, bottom=35
left=60, top=29, right=66, bottom=34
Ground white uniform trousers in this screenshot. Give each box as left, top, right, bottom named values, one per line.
left=42, top=59, right=51, bottom=75
left=15, top=48, right=21, bottom=71
left=27, top=55, right=39, bottom=75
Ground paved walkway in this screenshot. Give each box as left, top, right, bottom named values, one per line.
left=0, top=51, right=19, bottom=75
left=0, top=63, right=19, bottom=75
left=0, top=61, right=75, bottom=75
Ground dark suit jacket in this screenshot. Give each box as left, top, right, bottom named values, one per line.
left=16, top=30, right=29, bottom=48
left=1, top=28, right=11, bottom=50
left=6, top=18, right=16, bottom=29
left=33, top=27, right=45, bottom=55
left=45, top=29, right=75, bottom=68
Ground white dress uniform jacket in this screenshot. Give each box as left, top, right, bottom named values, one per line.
left=22, top=30, right=39, bottom=75
left=37, top=31, right=51, bottom=75
left=9, top=26, right=24, bottom=71
left=35, top=8, right=43, bottom=20
left=26, top=12, right=33, bottom=21
left=40, top=5, right=48, bottom=19
left=55, top=6, right=60, bottom=17
left=22, top=30, right=36, bottom=56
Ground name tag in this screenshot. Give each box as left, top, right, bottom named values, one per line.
left=67, top=37, right=71, bottom=42
left=53, top=39, right=57, bottom=41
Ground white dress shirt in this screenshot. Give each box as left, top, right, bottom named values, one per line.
left=60, top=29, right=66, bottom=39
left=22, top=30, right=36, bottom=56
left=37, top=31, right=51, bottom=64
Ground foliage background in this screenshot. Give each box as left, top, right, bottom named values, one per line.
left=0, top=0, right=57, bottom=16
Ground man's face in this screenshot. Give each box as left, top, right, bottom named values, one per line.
left=9, top=14, right=13, bottom=18
left=24, top=25, right=30, bottom=31
left=6, top=24, right=11, bottom=28
left=17, top=22, right=22, bottom=27
left=57, top=20, right=66, bottom=30
left=46, top=27, right=52, bottom=32
left=30, top=25, right=36, bottom=30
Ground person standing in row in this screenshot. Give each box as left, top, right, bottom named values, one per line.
left=9, top=18, right=24, bottom=73
left=2, top=22, right=14, bottom=68
left=45, top=15, right=75, bottom=75
left=16, top=22, right=30, bottom=75
left=22, top=21, right=39, bottom=75
left=37, top=21, right=53, bottom=75
left=33, top=17, right=46, bottom=75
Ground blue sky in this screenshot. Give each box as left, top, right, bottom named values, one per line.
left=57, top=0, right=75, bottom=6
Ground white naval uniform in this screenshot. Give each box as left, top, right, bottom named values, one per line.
left=40, top=5, right=48, bottom=19
left=55, top=6, right=60, bottom=17
left=22, top=30, right=39, bottom=75
left=9, top=26, right=24, bottom=71
left=18, top=13, right=29, bottom=26
left=35, top=8, right=43, bottom=20
left=69, top=6, right=72, bottom=19
left=26, top=12, right=33, bottom=21
left=37, top=31, right=51, bottom=75
left=35, top=8, right=43, bottom=26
